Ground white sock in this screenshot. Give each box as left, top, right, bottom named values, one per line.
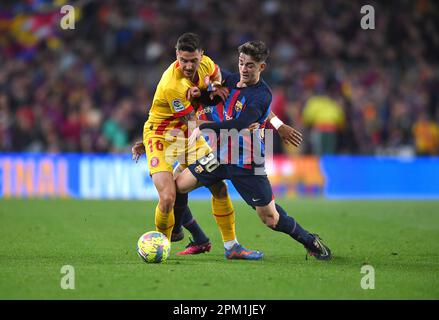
left=224, top=239, right=239, bottom=250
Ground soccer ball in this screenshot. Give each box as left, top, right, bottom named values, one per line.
left=137, top=231, right=171, bottom=263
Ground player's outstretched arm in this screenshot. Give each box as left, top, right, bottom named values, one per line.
left=268, top=111, right=303, bottom=147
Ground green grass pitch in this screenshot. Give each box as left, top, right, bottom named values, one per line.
left=0, top=198, right=438, bottom=299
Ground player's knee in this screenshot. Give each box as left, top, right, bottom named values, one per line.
left=159, top=192, right=176, bottom=212
left=210, top=181, right=228, bottom=199
left=175, top=177, right=191, bottom=194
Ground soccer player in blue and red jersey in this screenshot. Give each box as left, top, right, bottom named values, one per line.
left=177, top=41, right=331, bottom=260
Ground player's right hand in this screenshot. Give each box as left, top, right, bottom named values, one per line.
left=132, top=141, right=146, bottom=163
left=278, top=124, right=303, bottom=147
left=209, top=85, right=229, bottom=101
left=187, top=87, right=201, bottom=100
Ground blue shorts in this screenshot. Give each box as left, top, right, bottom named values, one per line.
left=188, top=157, right=273, bottom=207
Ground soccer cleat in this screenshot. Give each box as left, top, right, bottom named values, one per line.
left=171, top=230, right=185, bottom=242
left=224, top=244, right=264, bottom=260
left=305, top=234, right=332, bottom=261
left=176, top=238, right=211, bottom=255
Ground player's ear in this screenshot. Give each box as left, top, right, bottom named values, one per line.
left=259, top=62, right=266, bottom=72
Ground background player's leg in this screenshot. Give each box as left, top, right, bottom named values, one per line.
left=151, top=171, right=176, bottom=240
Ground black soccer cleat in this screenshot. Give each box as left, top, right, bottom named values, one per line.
left=305, top=234, right=332, bottom=261
left=171, top=230, right=185, bottom=242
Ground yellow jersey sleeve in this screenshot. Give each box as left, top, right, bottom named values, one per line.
left=198, top=55, right=219, bottom=87
left=205, top=55, right=219, bottom=78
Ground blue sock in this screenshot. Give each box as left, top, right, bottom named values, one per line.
left=175, top=192, right=209, bottom=244
left=273, top=203, right=314, bottom=247
left=181, top=206, right=209, bottom=244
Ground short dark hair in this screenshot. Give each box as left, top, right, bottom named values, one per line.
left=176, top=33, right=202, bottom=52
left=238, top=41, right=269, bottom=62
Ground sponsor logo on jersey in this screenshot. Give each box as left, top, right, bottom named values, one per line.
left=172, top=99, right=185, bottom=112
left=196, top=106, right=213, bottom=118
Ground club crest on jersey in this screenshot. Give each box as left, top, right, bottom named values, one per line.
left=150, top=157, right=159, bottom=168
left=194, top=165, right=204, bottom=174
left=172, top=99, right=185, bottom=112
left=235, top=100, right=243, bottom=112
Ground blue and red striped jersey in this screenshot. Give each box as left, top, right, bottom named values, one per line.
left=196, top=70, right=272, bottom=172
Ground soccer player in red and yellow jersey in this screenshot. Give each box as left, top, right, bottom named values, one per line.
left=143, top=33, right=262, bottom=259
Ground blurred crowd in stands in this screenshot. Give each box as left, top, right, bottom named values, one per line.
left=1, top=0, right=438, bottom=156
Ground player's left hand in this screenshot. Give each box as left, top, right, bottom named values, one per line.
left=278, top=124, right=303, bottom=147
left=188, top=127, right=201, bottom=146
left=204, top=75, right=229, bottom=101
left=132, top=141, right=145, bottom=163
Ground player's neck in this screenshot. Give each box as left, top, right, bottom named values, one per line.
left=237, top=76, right=260, bottom=88
left=189, top=72, right=199, bottom=85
